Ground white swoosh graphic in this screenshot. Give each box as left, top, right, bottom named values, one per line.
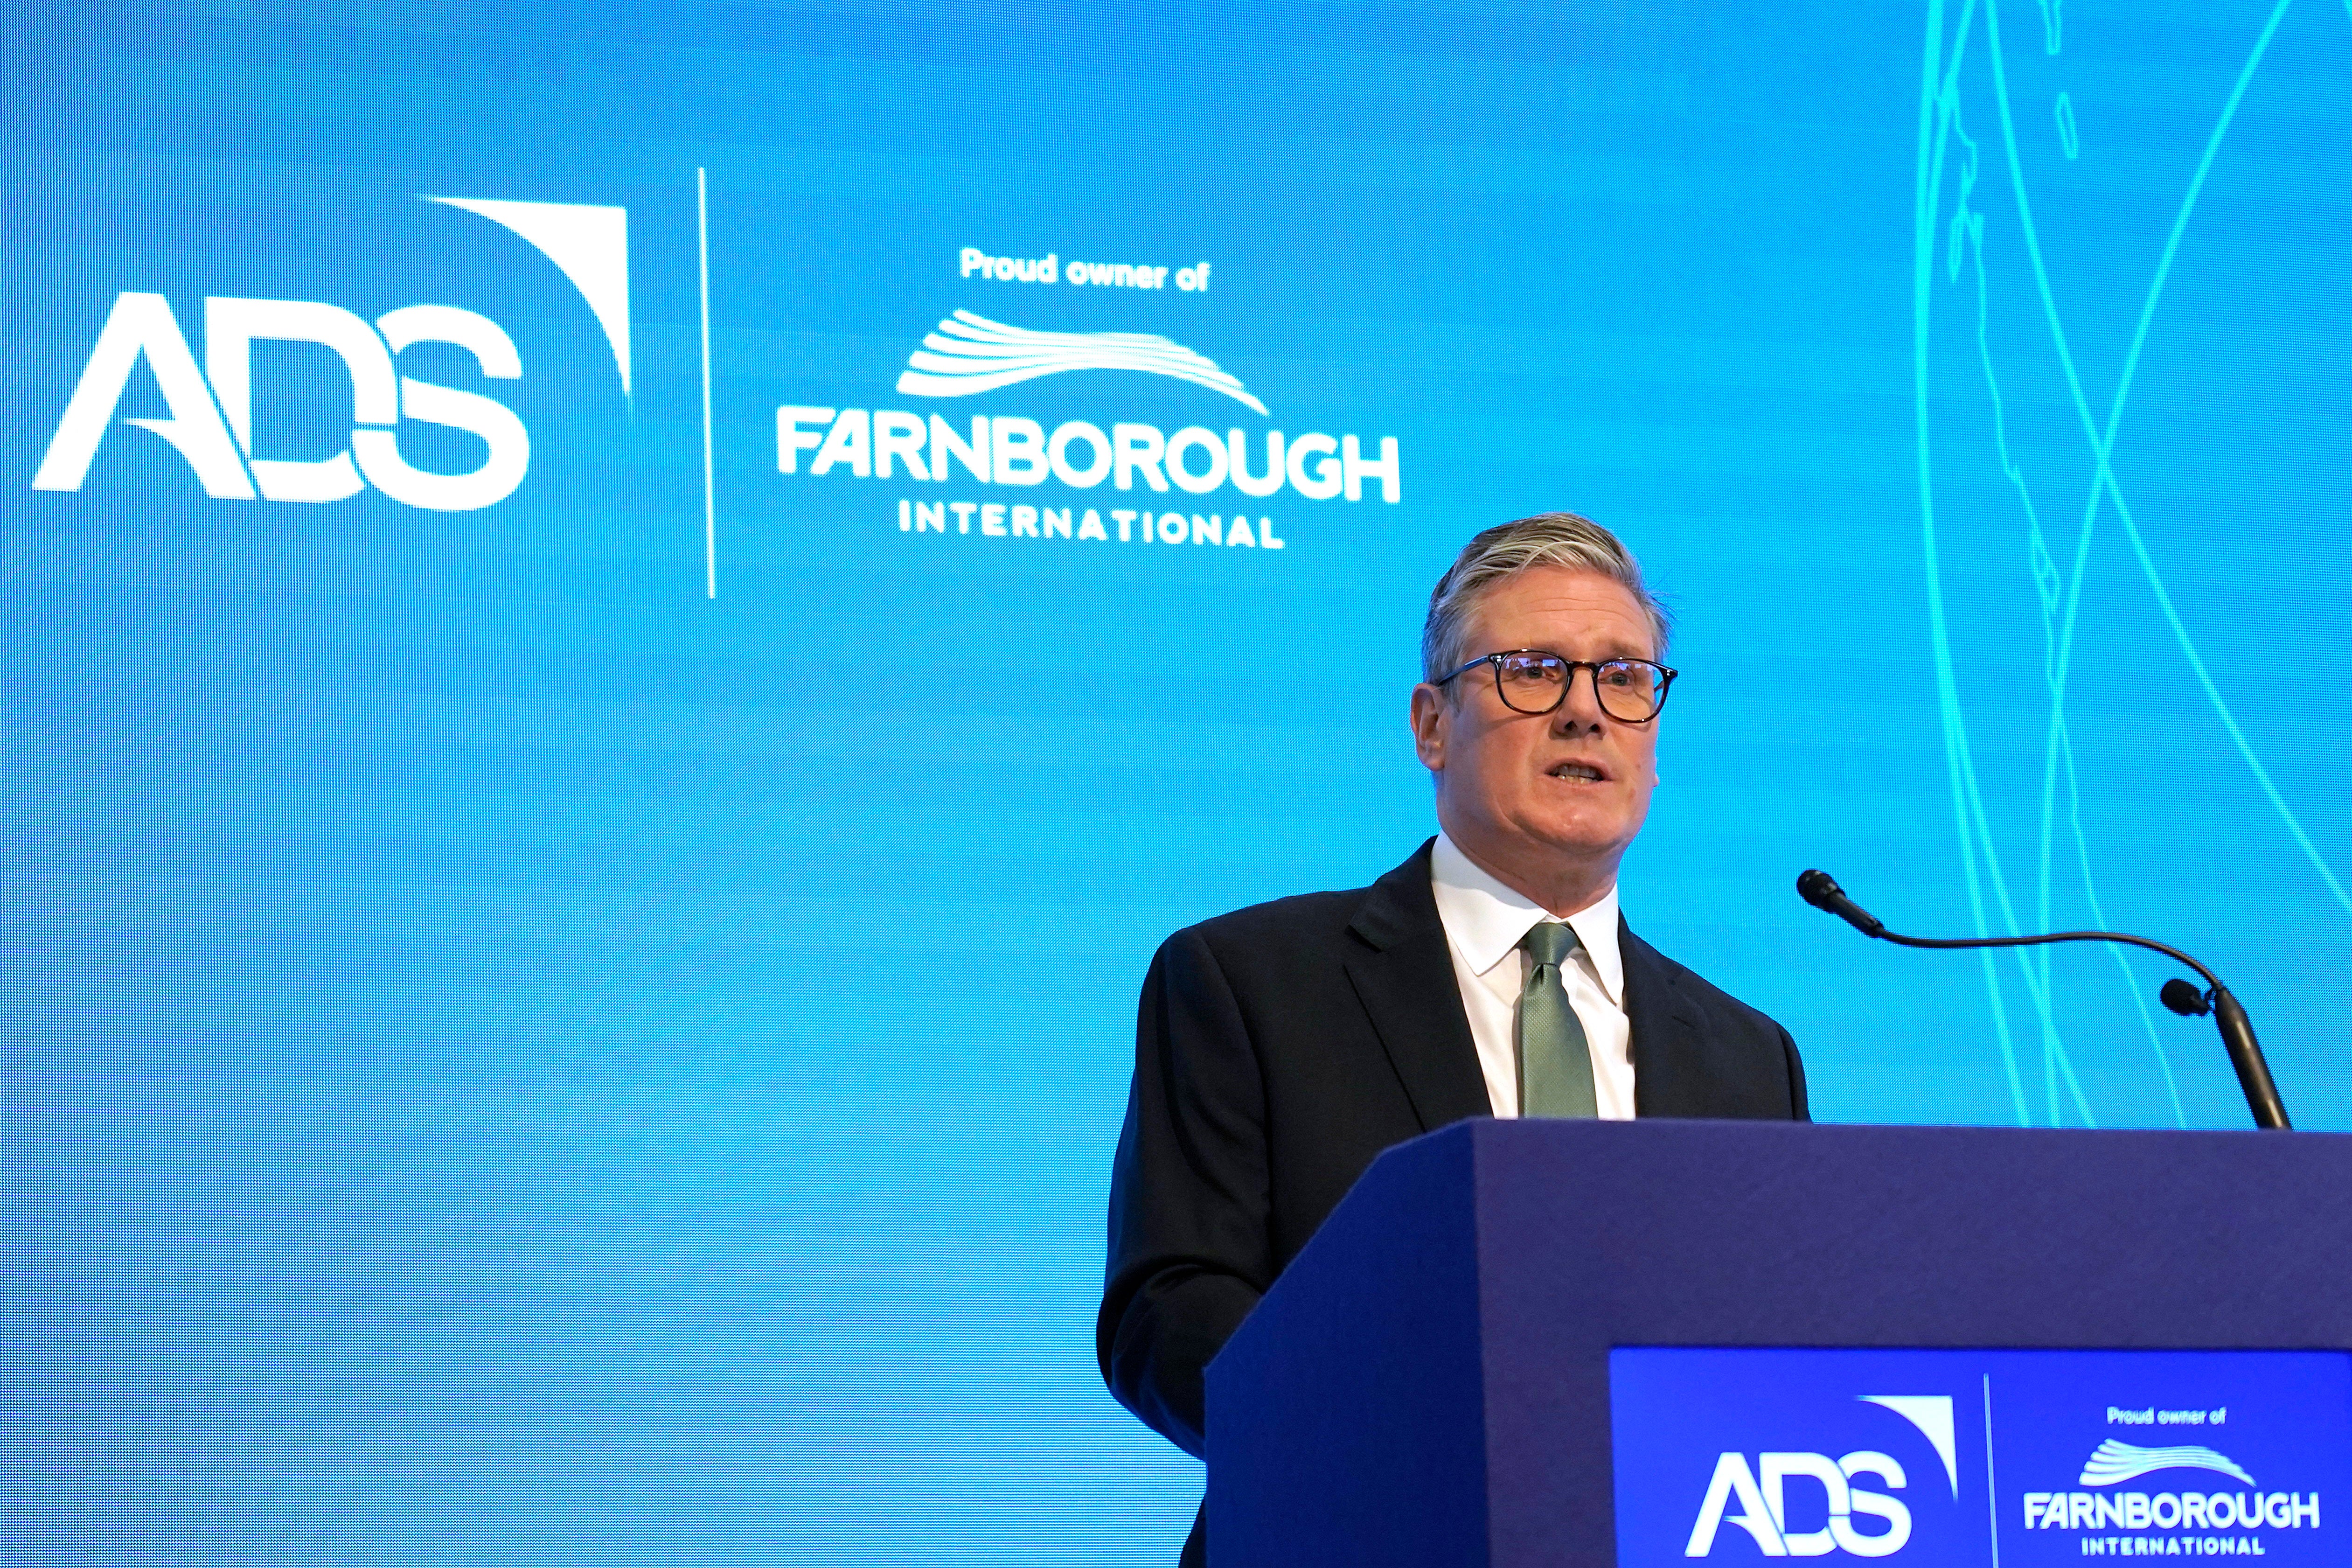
left=894, top=310, right=1267, bottom=414
left=2080, top=1439, right=2254, bottom=1488
left=1861, top=1396, right=1959, bottom=1498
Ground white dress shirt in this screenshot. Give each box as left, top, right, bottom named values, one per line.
left=1428, top=831, right=1636, bottom=1120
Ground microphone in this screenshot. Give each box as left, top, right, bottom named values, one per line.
left=1795, top=869, right=2291, bottom=1131
left=2159, top=978, right=2208, bottom=1018
left=1796, top=869, right=1884, bottom=938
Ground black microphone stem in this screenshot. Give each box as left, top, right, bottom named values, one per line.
left=1799, top=876, right=2292, bottom=1131
left=2206, top=989, right=2286, bottom=1133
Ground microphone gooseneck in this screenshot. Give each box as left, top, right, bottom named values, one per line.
left=1793, top=869, right=2292, bottom=1131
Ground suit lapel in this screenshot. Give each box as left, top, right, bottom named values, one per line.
left=1343, top=853, right=1713, bottom=1125
left=1621, top=917, right=1707, bottom=1117
left=1343, top=840, right=1491, bottom=1133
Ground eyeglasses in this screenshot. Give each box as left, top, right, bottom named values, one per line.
left=1434, top=650, right=1678, bottom=723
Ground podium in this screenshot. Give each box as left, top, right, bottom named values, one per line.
left=1204, top=1119, right=2352, bottom=1567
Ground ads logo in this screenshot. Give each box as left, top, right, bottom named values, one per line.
left=1684, top=1397, right=1960, bottom=1559
left=31, top=197, right=628, bottom=512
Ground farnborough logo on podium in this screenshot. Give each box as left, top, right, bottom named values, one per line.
left=1609, top=1348, right=2351, bottom=1566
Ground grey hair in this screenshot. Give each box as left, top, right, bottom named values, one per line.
left=1420, top=512, right=1671, bottom=684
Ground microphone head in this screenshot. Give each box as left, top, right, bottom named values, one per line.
left=1796, top=869, right=1843, bottom=911
left=2160, top=977, right=2212, bottom=1017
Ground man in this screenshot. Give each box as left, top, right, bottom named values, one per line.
left=1098, top=513, right=1809, bottom=1566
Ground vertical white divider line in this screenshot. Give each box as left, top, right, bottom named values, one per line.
left=1982, top=1373, right=2001, bottom=1568
left=698, top=166, right=716, bottom=598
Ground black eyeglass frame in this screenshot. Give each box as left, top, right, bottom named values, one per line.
left=1433, top=649, right=1680, bottom=723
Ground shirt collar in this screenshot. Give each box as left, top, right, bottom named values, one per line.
left=1429, top=831, right=1625, bottom=1005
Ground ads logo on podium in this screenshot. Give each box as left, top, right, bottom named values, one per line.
left=1609, top=1348, right=2350, bottom=1566
left=30, top=197, right=628, bottom=513
left=1684, top=1396, right=1958, bottom=1558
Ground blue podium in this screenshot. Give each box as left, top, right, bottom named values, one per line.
left=1204, top=1120, right=2352, bottom=1567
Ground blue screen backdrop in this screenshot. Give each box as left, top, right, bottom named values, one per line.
left=6, top=1, right=2351, bottom=1561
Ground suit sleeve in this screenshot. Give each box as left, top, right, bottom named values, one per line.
left=1781, top=1025, right=1811, bottom=1122
left=1097, top=925, right=1275, bottom=1459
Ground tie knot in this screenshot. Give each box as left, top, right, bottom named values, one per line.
left=1522, top=921, right=1578, bottom=968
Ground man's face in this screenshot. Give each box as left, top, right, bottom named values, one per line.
left=1411, top=566, right=1663, bottom=881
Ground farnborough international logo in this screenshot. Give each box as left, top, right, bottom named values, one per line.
left=2025, top=1428, right=2321, bottom=1554
left=776, top=258, right=1400, bottom=554
left=30, top=197, right=628, bottom=512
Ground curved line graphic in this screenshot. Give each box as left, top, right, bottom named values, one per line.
left=2080, top=1440, right=2254, bottom=1488
left=895, top=311, right=1268, bottom=414
left=426, top=197, right=631, bottom=399
left=932, top=316, right=1212, bottom=351
left=906, top=347, right=1246, bottom=383
left=2060, top=3, right=2340, bottom=917
left=1979, top=0, right=2341, bottom=924
left=1916, top=0, right=2032, bottom=1124
left=1914, top=0, right=2327, bottom=1127
left=1861, top=1396, right=1961, bottom=1498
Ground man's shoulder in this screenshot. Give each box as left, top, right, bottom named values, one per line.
left=1623, top=924, right=1808, bottom=1119
left=1159, top=840, right=1437, bottom=967
left=1175, top=882, right=1374, bottom=955
left=1626, top=925, right=1791, bottom=1039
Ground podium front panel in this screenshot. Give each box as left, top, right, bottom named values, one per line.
left=1207, top=1120, right=2352, bottom=1568
left=1610, top=1345, right=2351, bottom=1566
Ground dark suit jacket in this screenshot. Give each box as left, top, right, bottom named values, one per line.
left=1098, top=839, right=1809, bottom=1473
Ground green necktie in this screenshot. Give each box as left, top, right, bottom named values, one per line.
left=1518, top=922, right=1597, bottom=1118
